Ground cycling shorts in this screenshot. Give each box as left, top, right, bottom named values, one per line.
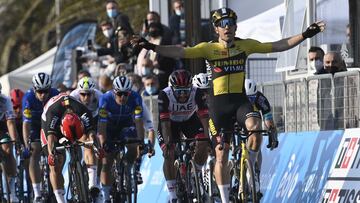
left=157, top=113, right=206, bottom=146
left=208, top=94, right=260, bottom=143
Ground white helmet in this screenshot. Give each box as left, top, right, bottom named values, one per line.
left=192, top=73, right=209, bottom=89
left=113, top=76, right=132, bottom=92
left=32, top=72, right=51, bottom=90
left=77, top=77, right=96, bottom=91
left=245, top=79, right=258, bottom=95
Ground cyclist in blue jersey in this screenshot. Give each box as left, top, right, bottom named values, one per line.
left=22, top=72, right=59, bottom=202
left=98, top=76, right=150, bottom=202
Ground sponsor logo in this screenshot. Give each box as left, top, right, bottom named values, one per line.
left=80, top=113, right=90, bottom=127
left=208, top=119, right=217, bottom=136
left=321, top=188, right=360, bottom=203
left=23, top=108, right=32, bottom=118
left=99, top=108, right=108, bottom=118
left=50, top=116, right=59, bottom=129
left=213, top=59, right=245, bottom=67
left=213, top=67, right=222, bottom=73
left=335, top=137, right=360, bottom=169
left=171, top=103, right=193, bottom=112
left=135, top=106, right=143, bottom=115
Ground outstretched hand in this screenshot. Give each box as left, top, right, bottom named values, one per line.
left=130, top=35, right=156, bottom=51
left=302, top=21, right=326, bottom=39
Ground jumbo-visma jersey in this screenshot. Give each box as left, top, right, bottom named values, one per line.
left=98, top=90, right=143, bottom=127
left=184, top=38, right=272, bottom=96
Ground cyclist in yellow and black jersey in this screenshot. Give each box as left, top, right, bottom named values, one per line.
left=131, top=7, right=325, bottom=203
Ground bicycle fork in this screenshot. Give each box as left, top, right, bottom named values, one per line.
left=238, top=142, right=248, bottom=201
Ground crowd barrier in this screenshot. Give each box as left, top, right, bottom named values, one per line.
left=137, top=129, right=360, bottom=202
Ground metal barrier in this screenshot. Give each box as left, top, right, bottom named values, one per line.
left=260, top=70, right=360, bottom=132
left=247, top=58, right=280, bottom=83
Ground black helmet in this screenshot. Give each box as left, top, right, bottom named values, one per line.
left=169, top=70, right=192, bottom=88
left=211, top=8, right=237, bottom=25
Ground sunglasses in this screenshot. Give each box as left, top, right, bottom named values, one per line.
left=215, top=18, right=236, bottom=28
left=79, top=92, right=92, bottom=97
left=36, top=89, right=49, bottom=94
left=173, top=87, right=191, bottom=96
left=115, top=91, right=130, bottom=97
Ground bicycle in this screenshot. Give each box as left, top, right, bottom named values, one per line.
left=0, top=139, right=14, bottom=203
left=14, top=142, right=32, bottom=203
left=53, top=138, right=93, bottom=203
left=173, top=137, right=210, bottom=203
left=110, top=138, right=152, bottom=203
left=39, top=144, right=56, bottom=203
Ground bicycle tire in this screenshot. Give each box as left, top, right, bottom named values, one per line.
left=187, top=160, right=202, bottom=203
left=74, top=161, right=89, bottom=203
left=124, top=164, right=132, bottom=203
left=239, top=158, right=257, bottom=203
left=132, top=165, right=138, bottom=203
left=174, top=160, right=187, bottom=202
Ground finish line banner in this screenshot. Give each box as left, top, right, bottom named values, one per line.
left=320, top=128, right=360, bottom=203
left=260, top=130, right=344, bottom=203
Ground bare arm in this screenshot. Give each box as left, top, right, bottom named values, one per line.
left=7, top=119, right=18, bottom=141
left=47, top=133, right=56, bottom=155
left=135, top=118, right=145, bottom=140
left=23, top=122, right=31, bottom=148
left=97, top=122, right=107, bottom=147
left=271, top=21, right=326, bottom=52
left=154, top=45, right=185, bottom=58
left=161, top=120, right=172, bottom=144
left=200, top=117, right=209, bottom=137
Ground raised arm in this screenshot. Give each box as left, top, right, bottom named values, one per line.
left=271, top=21, right=326, bottom=52
left=131, top=36, right=185, bottom=58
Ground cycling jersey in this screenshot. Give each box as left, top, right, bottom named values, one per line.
left=157, top=87, right=208, bottom=146
left=0, top=94, right=15, bottom=134
left=22, top=88, right=59, bottom=141
left=184, top=38, right=272, bottom=96
left=70, top=89, right=103, bottom=118
left=158, top=86, right=208, bottom=122
left=247, top=91, right=272, bottom=120
left=40, top=93, right=94, bottom=142
left=98, top=90, right=143, bottom=139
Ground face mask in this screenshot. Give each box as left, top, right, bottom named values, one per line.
left=175, top=9, right=182, bottom=16
left=102, top=29, right=113, bottom=38
left=141, top=67, right=152, bottom=76
left=107, top=9, right=118, bottom=18
left=325, top=66, right=338, bottom=74
left=310, top=59, right=324, bottom=72
left=145, top=86, right=157, bottom=95
left=132, top=85, right=140, bottom=92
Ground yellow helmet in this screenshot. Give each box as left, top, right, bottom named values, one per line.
left=211, top=8, right=237, bottom=25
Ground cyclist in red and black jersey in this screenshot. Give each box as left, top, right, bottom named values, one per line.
left=40, top=93, right=98, bottom=203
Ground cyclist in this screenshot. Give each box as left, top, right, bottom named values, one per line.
left=131, top=7, right=325, bottom=202
left=40, top=93, right=97, bottom=203
left=70, top=76, right=102, bottom=195
left=157, top=70, right=209, bottom=202
left=10, top=89, right=24, bottom=144
left=0, top=83, right=19, bottom=202
left=192, top=72, right=210, bottom=102
left=98, top=76, right=152, bottom=202
left=22, top=72, right=59, bottom=202
left=244, top=78, right=278, bottom=196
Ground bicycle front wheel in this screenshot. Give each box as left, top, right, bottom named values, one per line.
left=74, top=161, right=89, bottom=203
left=187, top=160, right=202, bottom=203
left=239, top=158, right=257, bottom=203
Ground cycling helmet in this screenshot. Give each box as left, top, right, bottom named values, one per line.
left=77, top=77, right=96, bottom=91
left=113, top=76, right=132, bottom=92
left=169, top=70, right=192, bottom=89
left=211, top=8, right=237, bottom=25
left=60, top=113, right=84, bottom=143
left=245, top=79, right=258, bottom=96
left=10, top=89, right=24, bottom=108
left=32, top=72, right=51, bottom=90
left=192, top=73, right=210, bottom=89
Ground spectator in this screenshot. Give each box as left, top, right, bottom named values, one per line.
left=78, top=69, right=91, bottom=81
left=100, top=21, right=115, bottom=49
left=137, top=22, right=177, bottom=89
left=105, top=0, right=133, bottom=35
left=308, top=46, right=326, bottom=75
left=324, top=51, right=347, bottom=75
left=98, top=74, right=113, bottom=93
left=142, top=75, right=160, bottom=97
left=169, top=0, right=186, bottom=45
left=114, top=63, right=129, bottom=77
left=126, top=73, right=143, bottom=93
left=141, top=11, right=174, bottom=45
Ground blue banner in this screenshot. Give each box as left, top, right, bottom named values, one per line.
left=260, top=130, right=343, bottom=203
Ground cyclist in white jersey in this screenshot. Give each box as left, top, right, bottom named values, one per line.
left=0, top=83, right=19, bottom=202
left=70, top=77, right=103, bottom=196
